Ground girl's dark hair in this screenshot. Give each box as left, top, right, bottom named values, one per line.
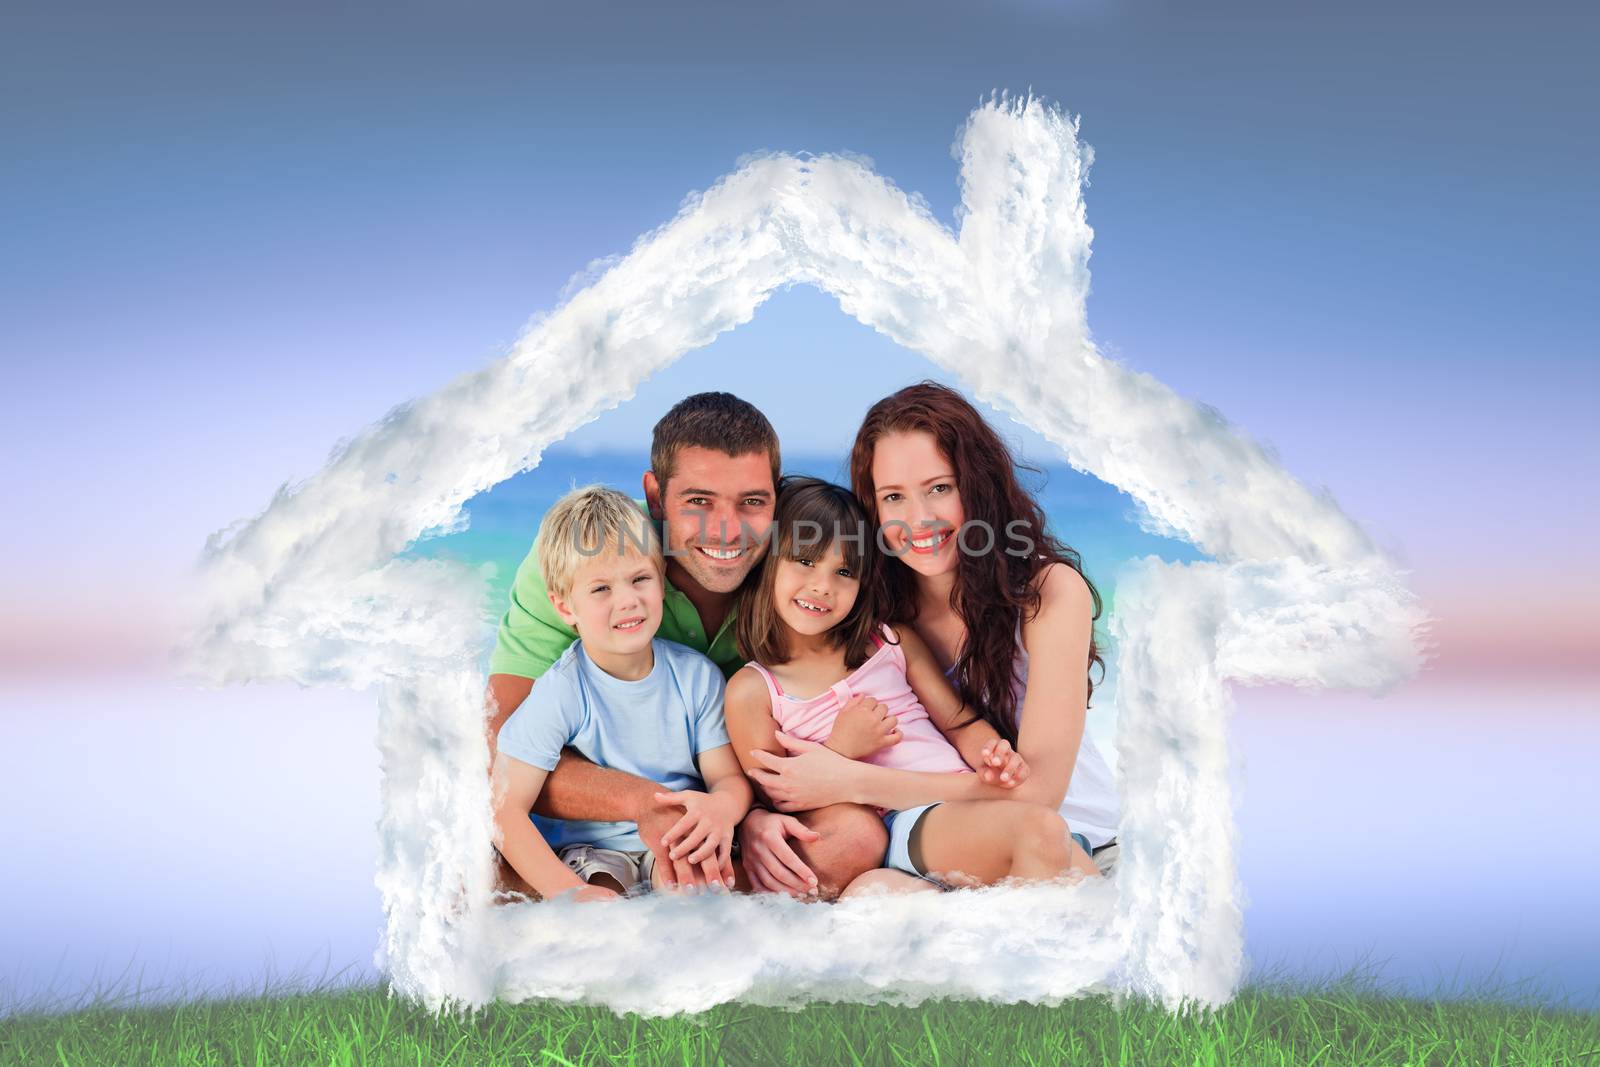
left=735, top=476, right=883, bottom=670
left=848, top=380, right=1105, bottom=745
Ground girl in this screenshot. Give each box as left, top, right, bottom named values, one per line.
left=721, top=475, right=1100, bottom=897
left=740, top=383, right=1121, bottom=893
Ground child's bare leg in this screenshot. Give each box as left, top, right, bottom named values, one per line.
left=840, top=868, right=940, bottom=898
left=789, top=803, right=890, bottom=900
left=914, top=801, right=1091, bottom=886
left=492, top=850, right=544, bottom=902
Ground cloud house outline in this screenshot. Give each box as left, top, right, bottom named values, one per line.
left=190, top=94, right=1426, bottom=1014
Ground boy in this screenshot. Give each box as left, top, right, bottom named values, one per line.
left=491, top=485, right=752, bottom=901
left=486, top=391, right=888, bottom=898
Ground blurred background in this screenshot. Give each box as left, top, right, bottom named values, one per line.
left=3, top=0, right=1595, bottom=1009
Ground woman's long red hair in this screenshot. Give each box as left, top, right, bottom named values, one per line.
left=848, top=381, right=1105, bottom=745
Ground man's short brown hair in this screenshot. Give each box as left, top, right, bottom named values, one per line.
left=650, top=392, right=781, bottom=489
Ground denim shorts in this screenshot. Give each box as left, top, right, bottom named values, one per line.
left=886, top=807, right=1107, bottom=885
left=882, top=803, right=947, bottom=887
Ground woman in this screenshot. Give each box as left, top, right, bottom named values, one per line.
left=739, top=381, right=1120, bottom=894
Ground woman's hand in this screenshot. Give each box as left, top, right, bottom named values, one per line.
left=747, top=732, right=862, bottom=812
left=825, top=694, right=901, bottom=760
left=976, top=737, right=1030, bottom=788
left=738, top=808, right=822, bottom=897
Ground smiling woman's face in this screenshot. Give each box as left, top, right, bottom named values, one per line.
left=870, top=430, right=965, bottom=579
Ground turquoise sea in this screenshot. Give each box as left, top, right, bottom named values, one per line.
left=402, top=447, right=1208, bottom=643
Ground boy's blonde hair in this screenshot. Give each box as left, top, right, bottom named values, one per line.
left=538, top=485, right=664, bottom=598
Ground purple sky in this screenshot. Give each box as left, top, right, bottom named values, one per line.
left=1, top=0, right=1595, bottom=1010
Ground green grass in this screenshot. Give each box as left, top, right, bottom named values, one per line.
left=3, top=979, right=1597, bottom=1066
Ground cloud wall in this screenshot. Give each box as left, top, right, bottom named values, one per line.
left=188, top=94, right=1426, bottom=1012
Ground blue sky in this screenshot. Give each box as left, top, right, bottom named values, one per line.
left=3, top=0, right=1595, bottom=660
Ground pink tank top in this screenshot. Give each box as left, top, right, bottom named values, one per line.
left=745, top=624, right=975, bottom=800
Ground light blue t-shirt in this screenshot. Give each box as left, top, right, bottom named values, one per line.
left=496, top=637, right=731, bottom=852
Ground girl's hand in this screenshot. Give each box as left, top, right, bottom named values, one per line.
left=747, top=732, right=861, bottom=812
left=977, top=738, right=1029, bottom=788
left=825, top=694, right=901, bottom=760
left=654, top=789, right=737, bottom=889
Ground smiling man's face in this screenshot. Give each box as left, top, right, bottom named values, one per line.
left=643, top=446, right=776, bottom=597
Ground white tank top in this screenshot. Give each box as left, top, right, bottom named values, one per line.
left=944, top=621, right=1121, bottom=849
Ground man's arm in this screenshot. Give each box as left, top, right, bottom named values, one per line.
left=486, top=672, right=661, bottom=818
left=485, top=671, right=707, bottom=887
left=485, top=673, right=535, bottom=768
left=535, top=749, right=675, bottom=822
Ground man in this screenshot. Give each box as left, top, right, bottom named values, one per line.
left=485, top=391, right=887, bottom=897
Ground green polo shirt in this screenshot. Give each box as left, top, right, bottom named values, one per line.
left=488, top=498, right=745, bottom=681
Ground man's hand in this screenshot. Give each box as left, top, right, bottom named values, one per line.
left=635, top=799, right=710, bottom=891
left=654, top=788, right=739, bottom=890
left=825, top=694, right=901, bottom=760
left=738, top=808, right=822, bottom=898
left=976, top=737, right=1029, bottom=788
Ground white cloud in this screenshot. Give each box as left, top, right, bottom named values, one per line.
left=188, top=92, right=1426, bottom=1012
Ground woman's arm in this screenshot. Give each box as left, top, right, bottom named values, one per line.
left=1008, top=562, right=1096, bottom=811
left=729, top=647, right=1014, bottom=812
left=749, top=568, right=1096, bottom=814
left=895, top=624, right=1020, bottom=780
left=749, top=734, right=1021, bottom=811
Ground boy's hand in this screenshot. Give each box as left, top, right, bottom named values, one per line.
left=636, top=800, right=709, bottom=891
left=976, top=737, right=1029, bottom=788
left=825, top=694, right=901, bottom=760
left=558, top=883, right=621, bottom=903
left=654, top=789, right=738, bottom=890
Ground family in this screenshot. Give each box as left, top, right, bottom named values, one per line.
left=485, top=383, right=1120, bottom=903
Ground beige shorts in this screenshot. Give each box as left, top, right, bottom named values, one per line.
left=558, top=844, right=657, bottom=896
